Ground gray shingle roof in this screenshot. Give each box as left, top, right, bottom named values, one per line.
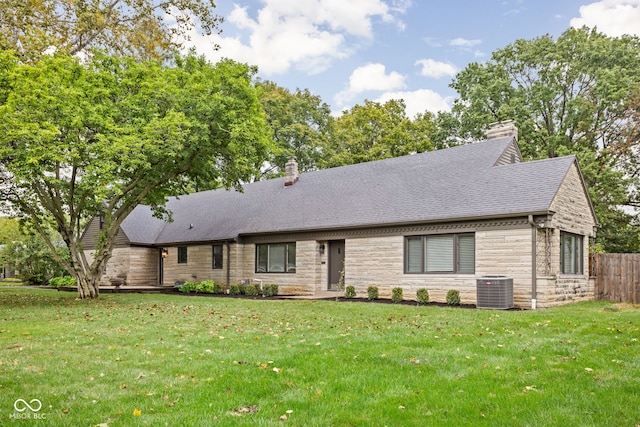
left=121, top=137, right=578, bottom=245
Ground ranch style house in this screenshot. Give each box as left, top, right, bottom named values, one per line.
left=81, top=121, right=598, bottom=308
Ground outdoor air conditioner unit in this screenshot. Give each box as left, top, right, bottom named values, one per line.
left=477, top=276, right=514, bottom=309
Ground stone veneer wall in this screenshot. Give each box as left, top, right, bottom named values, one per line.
left=345, top=226, right=534, bottom=307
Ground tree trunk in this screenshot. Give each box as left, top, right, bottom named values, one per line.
left=76, top=273, right=100, bottom=299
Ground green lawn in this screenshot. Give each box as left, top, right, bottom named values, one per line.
left=0, top=289, right=639, bottom=426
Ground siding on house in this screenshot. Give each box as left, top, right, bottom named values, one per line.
left=81, top=216, right=131, bottom=249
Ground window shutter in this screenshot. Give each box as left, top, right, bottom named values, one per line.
left=425, top=235, right=453, bottom=272
left=406, top=237, right=422, bottom=272
left=457, top=234, right=475, bottom=273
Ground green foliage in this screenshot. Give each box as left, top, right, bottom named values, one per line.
left=391, top=287, right=403, bottom=303
left=256, top=81, right=332, bottom=178
left=245, top=284, right=261, bottom=296
left=446, top=290, right=461, bottom=306
left=0, top=0, right=222, bottom=62
left=178, top=280, right=223, bottom=294
left=447, top=27, right=640, bottom=251
left=0, top=51, right=273, bottom=298
left=49, top=276, right=76, bottom=288
left=0, top=217, right=20, bottom=244
left=0, top=225, right=69, bottom=286
left=320, top=99, right=436, bottom=168
left=262, top=284, right=279, bottom=297
left=344, top=285, right=356, bottom=299
left=416, top=288, right=430, bottom=305
left=229, top=283, right=245, bottom=296
left=367, top=286, right=379, bottom=300
left=178, top=281, right=198, bottom=293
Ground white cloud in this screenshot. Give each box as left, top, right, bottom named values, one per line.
left=450, top=37, right=482, bottom=48
left=570, top=0, right=640, bottom=37
left=415, top=58, right=457, bottom=78
left=182, top=0, right=405, bottom=76
left=335, top=63, right=406, bottom=105
left=375, top=89, right=453, bottom=117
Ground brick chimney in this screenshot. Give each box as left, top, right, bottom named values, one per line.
left=284, top=156, right=299, bottom=186
left=486, top=120, right=518, bottom=141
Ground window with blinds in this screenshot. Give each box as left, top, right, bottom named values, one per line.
left=405, top=233, right=475, bottom=274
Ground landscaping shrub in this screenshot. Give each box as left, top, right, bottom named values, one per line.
left=263, top=284, right=279, bottom=297
left=446, top=290, right=461, bottom=305
left=179, top=281, right=198, bottom=293
left=416, top=288, right=430, bottom=305
left=212, top=282, right=223, bottom=294
left=196, top=280, right=215, bottom=293
left=344, top=285, right=356, bottom=299
left=245, top=284, right=260, bottom=296
left=229, top=283, right=245, bottom=295
left=367, top=286, right=378, bottom=300
left=391, top=287, right=403, bottom=303
left=49, top=276, right=76, bottom=288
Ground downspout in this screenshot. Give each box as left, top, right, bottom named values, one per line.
left=226, top=241, right=231, bottom=290
left=528, top=215, right=537, bottom=310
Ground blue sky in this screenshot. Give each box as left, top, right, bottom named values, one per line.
left=181, top=0, right=640, bottom=117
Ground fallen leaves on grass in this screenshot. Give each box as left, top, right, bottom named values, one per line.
left=230, top=405, right=259, bottom=416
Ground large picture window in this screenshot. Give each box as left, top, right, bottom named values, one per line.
left=560, top=232, right=583, bottom=274
left=212, top=244, right=223, bottom=270
left=405, top=233, right=475, bottom=274
left=256, top=243, right=296, bottom=273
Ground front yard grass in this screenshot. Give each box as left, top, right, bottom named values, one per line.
left=0, top=289, right=639, bottom=426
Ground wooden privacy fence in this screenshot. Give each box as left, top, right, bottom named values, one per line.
left=590, top=253, right=640, bottom=304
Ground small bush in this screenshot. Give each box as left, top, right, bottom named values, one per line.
left=245, top=284, right=261, bottom=296
left=416, top=288, right=430, bottom=305
left=367, top=286, right=378, bottom=300
left=263, top=284, right=279, bottom=297
left=344, top=285, right=356, bottom=299
left=229, top=283, right=245, bottom=295
left=212, top=282, right=223, bottom=294
left=179, top=281, right=198, bottom=293
left=446, top=290, right=461, bottom=305
left=49, top=276, right=76, bottom=288
left=196, top=280, right=215, bottom=293
left=391, top=287, right=403, bottom=303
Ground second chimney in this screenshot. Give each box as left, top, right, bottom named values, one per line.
left=284, top=156, right=299, bottom=186
left=486, top=120, right=518, bottom=141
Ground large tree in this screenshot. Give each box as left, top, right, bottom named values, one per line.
left=320, top=99, right=437, bottom=168
left=0, top=51, right=272, bottom=298
left=0, top=0, right=221, bottom=61
left=445, top=27, right=640, bottom=252
left=256, top=80, right=332, bottom=178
